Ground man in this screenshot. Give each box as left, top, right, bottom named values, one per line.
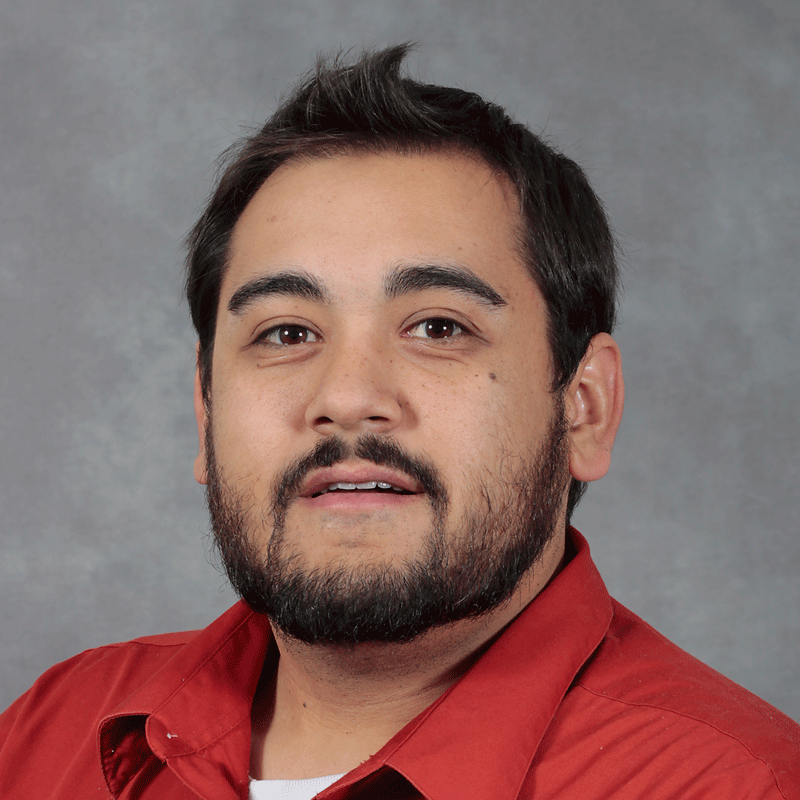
left=1, top=45, right=798, bottom=800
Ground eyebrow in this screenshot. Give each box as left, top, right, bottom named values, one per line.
left=227, top=270, right=330, bottom=315
left=227, top=262, right=508, bottom=315
left=384, top=264, right=507, bottom=307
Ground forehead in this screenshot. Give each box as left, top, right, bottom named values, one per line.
left=223, top=150, right=530, bottom=301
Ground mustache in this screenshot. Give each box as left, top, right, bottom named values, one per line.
left=270, top=434, right=449, bottom=516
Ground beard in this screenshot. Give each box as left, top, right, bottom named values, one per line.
left=205, top=405, right=571, bottom=645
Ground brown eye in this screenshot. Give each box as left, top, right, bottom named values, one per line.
left=406, top=317, right=465, bottom=340
left=424, top=319, right=456, bottom=338
left=261, top=325, right=319, bottom=345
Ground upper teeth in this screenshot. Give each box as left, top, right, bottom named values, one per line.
left=320, top=481, right=404, bottom=493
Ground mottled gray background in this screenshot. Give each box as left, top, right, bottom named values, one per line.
left=1, top=0, right=798, bottom=720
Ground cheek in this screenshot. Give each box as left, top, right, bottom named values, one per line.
left=210, top=376, right=306, bottom=479
left=413, top=373, right=514, bottom=468
left=433, top=369, right=552, bottom=460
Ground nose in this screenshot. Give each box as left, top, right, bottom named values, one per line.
left=305, top=339, right=404, bottom=436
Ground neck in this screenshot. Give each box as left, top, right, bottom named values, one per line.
left=250, top=532, right=566, bottom=780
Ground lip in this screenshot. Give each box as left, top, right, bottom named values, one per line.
left=298, top=489, right=420, bottom=512
left=298, top=464, right=422, bottom=499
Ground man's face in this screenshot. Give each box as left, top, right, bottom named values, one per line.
left=197, top=151, right=572, bottom=643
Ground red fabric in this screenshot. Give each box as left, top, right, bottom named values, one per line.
left=1, top=529, right=798, bottom=799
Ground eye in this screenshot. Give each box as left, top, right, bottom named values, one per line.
left=258, top=324, right=319, bottom=346
left=405, top=317, right=466, bottom=340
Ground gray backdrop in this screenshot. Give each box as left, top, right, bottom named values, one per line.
left=1, top=0, right=798, bottom=720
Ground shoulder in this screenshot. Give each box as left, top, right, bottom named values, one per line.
left=1, top=630, right=196, bottom=743
left=558, top=599, right=800, bottom=798
left=0, top=603, right=262, bottom=798
left=9, top=630, right=195, bottom=696
left=0, top=630, right=199, bottom=798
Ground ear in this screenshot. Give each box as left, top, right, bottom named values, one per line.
left=193, top=344, right=209, bottom=486
left=565, top=333, right=624, bottom=483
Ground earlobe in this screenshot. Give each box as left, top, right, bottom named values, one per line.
left=193, top=347, right=209, bottom=486
left=565, top=333, right=624, bottom=483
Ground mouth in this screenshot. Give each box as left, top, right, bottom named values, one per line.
left=299, top=466, right=422, bottom=501
left=312, top=480, right=414, bottom=497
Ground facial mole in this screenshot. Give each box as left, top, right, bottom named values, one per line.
left=489, top=373, right=497, bottom=381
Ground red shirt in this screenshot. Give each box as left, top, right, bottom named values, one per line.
left=1, top=529, right=798, bottom=799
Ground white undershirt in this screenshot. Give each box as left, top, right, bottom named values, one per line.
left=249, top=773, right=346, bottom=800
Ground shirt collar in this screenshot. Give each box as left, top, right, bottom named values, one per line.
left=326, top=529, right=613, bottom=800
left=97, top=528, right=611, bottom=800
left=98, top=602, right=269, bottom=799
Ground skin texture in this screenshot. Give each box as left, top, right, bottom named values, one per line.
left=193, top=151, right=624, bottom=779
